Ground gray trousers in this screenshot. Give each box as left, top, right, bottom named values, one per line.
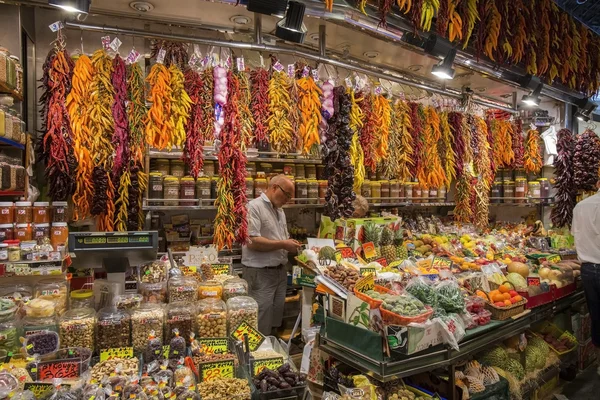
left=243, top=266, right=287, bottom=335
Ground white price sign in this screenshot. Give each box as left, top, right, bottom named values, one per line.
left=183, top=245, right=218, bottom=266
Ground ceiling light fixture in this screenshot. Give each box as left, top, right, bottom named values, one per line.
left=423, top=34, right=456, bottom=80
left=48, top=0, right=90, bottom=13
left=431, top=48, right=456, bottom=80
left=274, top=1, right=307, bottom=43
left=521, top=83, right=543, bottom=107
left=574, top=97, right=597, bottom=122
left=575, top=110, right=590, bottom=122
left=363, top=51, right=379, bottom=59
left=129, top=1, right=154, bottom=12
left=247, top=0, right=288, bottom=18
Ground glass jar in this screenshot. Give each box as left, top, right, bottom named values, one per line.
left=0, top=244, right=7, bottom=261
left=514, top=169, right=527, bottom=180
left=296, top=164, right=305, bottom=179
left=402, top=183, right=411, bottom=203
left=168, top=276, right=198, bottom=303
left=515, top=178, right=527, bottom=204
left=0, top=107, right=5, bottom=137
left=156, top=159, right=170, bottom=176
left=196, top=298, right=227, bottom=338
left=246, top=162, right=256, bottom=177
left=528, top=181, right=541, bottom=202
left=361, top=181, right=372, bottom=199
left=316, top=165, right=325, bottom=180
left=51, top=201, right=67, bottom=223
left=211, top=177, right=218, bottom=199
left=245, top=177, right=254, bottom=200
left=139, top=281, right=168, bottom=304
left=198, top=281, right=223, bottom=300
left=0, top=321, right=19, bottom=354
left=306, top=165, right=317, bottom=179
left=3, top=110, right=12, bottom=141
left=371, top=181, right=381, bottom=201
left=389, top=181, right=400, bottom=200
left=20, top=240, right=36, bottom=261
left=114, top=294, right=142, bottom=311
left=14, top=167, right=24, bottom=192
left=307, top=179, right=319, bottom=204
left=163, top=176, right=179, bottom=207
left=439, top=186, right=447, bottom=202
left=196, top=177, right=211, bottom=206
left=283, top=164, right=295, bottom=176
left=70, top=289, right=94, bottom=309
left=491, top=180, right=502, bottom=203
left=0, top=49, right=7, bottom=85
left=429, top=186, right=439, bottom=202
left=226, top=296, right=259, bottom=334
left=131, top=304, right=164, bottom=353
left=148, top=172, right=164, bottom=206
left=15, top=223, right=31, bottom=241
left=11, top=115, right=20, bottom=140
left=260, top=163, right=273, bottom=175
left=170, top=160, right=185, bottom=178
left=503, top=180, right=515, bottom=203
left=179, top=176, right=195, bottom=206
left=35, top=278, right=68, bottom=316
left=413, top=183, right=422, bottom=204
left=165, top=302, right=194, bottom=344
left=295, top=180, right=307, bottom=202
left=22, top=301, right=57, bottom=337
left=539, top=178, right=550, bottom=201
left=51, top=222, right=68, bottom=251
left=203, top=161, right=215, bottom=177
left=380, top=181, right=390, bottom=200
left=421, top=185, right=430, bottom=203
left=254, top=178, right=267, bottom=198
left=5, top=240, right=19, bottom=261
left=34, top=223, right=50, bottom=243
left=7, top=56, right=16, bottom=89
left=96, top=307, right=131, bottom=351
left=0, top=283, right=32, bottom=313
left=318, top=180, right=327, bottom=204
left=222, top=278, right=248, bottom=301
left=32, top=202, right=50, bottom=224
left=59, top=307, right=95, bottom=350
left=0, top=202, right=12, bottom=225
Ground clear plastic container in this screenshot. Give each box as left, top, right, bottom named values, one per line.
left=131, top=304, right=164, bottom=353
left=222, top=278, right=248, bottom=301
left=165, top=302, right=194, bottom=344
left=35, top=278, right=68, bottom=316
left=96, top=306, right=131, bottom=351
left=33, top=202, right=50, bottom=224
left=70, top=289, right=94, bottom=309
left=0, top=321, right=19, bottom=353
left=22, top=301, right=57, bottom=337
left=168, top=276, right=198, bottom=303
left=196, top=298, right=227, bottom=338
left=139, top=281, right=168, bottom=304
left=51, top=201, right=68, bottom=223
left=198, top=281, right=223, bottom=300
left=0, top=284, right=32, bottom=314
left=59, top=307, right=95, bottom=350
left=114, top=293, right=143, bottom=310
left=0, top=202, right=13, bottom=224
left=23, top=330, right=59, bottom=356
left=226, top=296, right=259, bottom=335
left=139, top=260, right=168, bottom=283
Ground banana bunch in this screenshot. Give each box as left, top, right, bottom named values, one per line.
left=397, top=0, right=412, bottom=14
left=348, top=88, right=365, bottom=192
left=420, top=0, right=440, bottom=32
left=89, top=50, right=115, bottom=170
left=168, top=64, right=192, bottom=149
left=461, top=0, right=478, bottom=49
left=146, top=64, right=174, bottom=150
left=268, top=71, right=294, bottom=154
left=484, top=2, right=501, bottom=61
left=298, top=76, right=323, bottom=155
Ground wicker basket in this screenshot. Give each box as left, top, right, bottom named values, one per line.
left=484, top=298, right=527, bottom=320
left=488, top=280, right=516, bottom=292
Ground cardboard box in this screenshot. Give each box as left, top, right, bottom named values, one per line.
left=533, top=367, right=559, bottom=400
left=572, top=312, right=591, bottom=343
left=326, top=293, right=381, bottom=333
left=387, top=321, right=445, bottom=355
left=578, top=338, right=597, bottom=371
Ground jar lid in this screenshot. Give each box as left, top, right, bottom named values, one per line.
left=164, top=176, right=179, bottom=182
left=52, top=222, right=68, bottom=227
left=149, top=172, right=163, bottom=177
left=515, top=178, right=527, bottom=181
left=319, top=180, right=327, bottom=184
left=0, top=202, right=13, bottom=207
left=0, top=224, right=13, bottom=228
left=255, top=178, right=267, bottom=182
left=307, top=179, right=318, bottom=183
left=196, top=177, right=210, bottom=182
left=504, top=180, right=515, bottom=183
left=529, top=181, right=540, bottom=185
left=181, top=177, right=195, bottom=182
left=34, top=202, right=50, bottom=207
left=35, top=223, right=50, bottom=227
left=538, top=178, right=548, bottom=181
left=295, top=179, right=306, bottom=183
left=16, top=223, right=29, bottom=228
left=71, top=289, right=94, bottom=299
left=204, top=160, right=214, bottom=164
left=156, top=159, right=169, bottom=164
left=15, top=202, right=30, bottom=206
left=52, top=201, right=67, bottom=207
left=245, top=177, right=253, bottom=181
left=0, top=244, right=7, bottom=248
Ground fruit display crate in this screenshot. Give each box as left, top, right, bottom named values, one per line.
left=517, top=288, right=554, bottom=309
left=532, top=321, right=579, bottom=356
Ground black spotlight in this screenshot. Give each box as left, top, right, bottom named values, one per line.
left=48, top=0, right=90, bottom=13
left=275, top=1, right=307, bottom=44
left=575, top=97, right=597, bottom=122
left=247, top=0, right=288, bottom=17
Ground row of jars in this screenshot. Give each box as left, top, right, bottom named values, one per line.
left=0, top=48, right=22, bottom=94
left=0, top=222, right=68, bottom=255
left=136, top=276, right=248, bottom=305
left=0, top=162, right=26, bottom=192
left=0, top=106, right=26, bottom=144
left=0, top=201, right=67, bottom=224
left=490, top=178, right=551, bottom=203
left=361, top=181, right=448, bottom=203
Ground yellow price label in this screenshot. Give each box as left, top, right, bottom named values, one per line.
left=24, top=383, right=70, bottom=398
left=388, top=260, right=402, bottom=269
left=362, top=242, right=376, bottom=259
left=432, top=256, right=452, bottom=269
left=334, top=251, right=342, bottom=263
left=354, top=274, right=374, bottom=293
left=197, top=338, right=229, bottom=354
left=359, top=267, right=376, bottom=276
left=230, top=322, right=265, bottom=351
left=198, top=360, right=235, bottom=382
left=100, top=347, right=134, bottom=361
left=211, top=263, right=231, bottom=275
left=546, top=254, right=561, bottom=263
left=252, top=356, right=284, bottom=375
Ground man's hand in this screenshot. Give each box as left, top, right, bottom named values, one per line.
left=281, top=239, right=302, bottom=254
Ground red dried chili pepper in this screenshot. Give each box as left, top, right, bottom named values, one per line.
left=250, top=68, right=269, bottom=147
left=183, top=69, right=205, bottom=178
left=111, top=55, right=130, bottom=178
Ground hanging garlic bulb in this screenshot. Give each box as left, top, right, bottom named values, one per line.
left=213, top=66, right=228, bottom=138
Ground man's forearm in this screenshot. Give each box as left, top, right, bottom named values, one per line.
left=247, top=236, right=283, bottom=252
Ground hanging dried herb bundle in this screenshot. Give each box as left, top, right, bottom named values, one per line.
left=348, top=88, right=365, bottom=192
left=419, top=107, right=446, bottom=189
left=268, top=70, right=294, bottom=154
left=439, top=111, right=456, bottom=186
left=551, top=129, right=576, bottom=227
left=523, top=129, right=543, bottom=174
left=324, top=86, right=356, bottom=221
left=183, top=69, right=205, bottom=179
left=359, top=94, right=377, bottom=173
left=573, top=129, right=600, bottom=192
left=408, top=102, right=424, bottom=178
left=150, top=40, right=189, bottom=69
left=373, top=94, right=392, bottom=163
left=66, top=54, right=94, bottom=220
left=145, top=64, right=173, bottom=150
left=250, top=68, right=269, bottom=147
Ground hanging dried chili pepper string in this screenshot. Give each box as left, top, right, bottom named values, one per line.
left=448, top=111, right=465, bottom=176
left=523, top=129, right=543, bottom=174
left=381, top=99, right=403, bottom=180
left=348, top=88, right=365, bottom=192
left=298, top=73, right=322, bottom=154
left=420, top=106, right=446, bottom=189
left=268, top=67, right=294, bottom=154
left=145, top=63, right=173, bottom=150
left=407, top=102, right=424, bottom=179
left=511, top=119, right=525, bottom=169
left=236, top=66, right=254, bottom=151
left=169, top=64, right=192, bottom=149
left=201, top=67, right=216, bottom=145
left=250, top=68, right=269, bottom=148
left=439, top=111, right=456, bottom=186
left=288, top=72, right=302, bottom=152
left=183, top=69, right=205, bottom=178
left=66, top=54, right=94, bottom=220
left=473, top=116, right=492, bottom=228
left=373, top=93, right=392, bottom=164
left=551, top=129, right=576, bottom=228
left=573, top=130, right=600, bottom=192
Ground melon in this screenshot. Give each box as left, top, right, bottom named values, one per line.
left=507, top=262, right=530, bottom=278
left=506, top=273, right=527, bottom=290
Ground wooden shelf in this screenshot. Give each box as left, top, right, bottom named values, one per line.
left=0, top=81, right=23, bottom=102
left=0, top=136, right=25, bottom=150
left=0, top=190, right=24, bottom=197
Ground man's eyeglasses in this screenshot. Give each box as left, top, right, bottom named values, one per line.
left=275, top=184, right=293, bottom=199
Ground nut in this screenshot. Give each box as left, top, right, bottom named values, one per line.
left=165, top=313, right=193, bottom=344
left=140, top=261, right=168, bottom=283
left=197, top=378, right=251, bottom=400
left=227, top=309, right=258, bottom=334
left=193, top=353, right=236, bottom=364
left=196, top=311, right=226, bottom=338
left=96, top=313, right=131, bottom=351
left=131, top=307, right=164, bottom=353
left=90, top=358, right=139, bottom=383
left=168, top=285, right=198, bottom=303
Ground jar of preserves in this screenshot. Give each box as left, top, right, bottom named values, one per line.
left=420, top=185, right=429, bottom=204
left=539, top=178, right=550, bottom=201
left=51, top=201, right=67, bottom=223
left=296, top=164, right=305, bottom=179
left=198, top=281, right=223, bottom=300
left=380, top=181, right=390, bottom=200
left=439, top=186, right=447, bottom=202
left=222, top=278, right=248, bottom=301
left=295, top=179, right=307, bottom=202
left=318, top=180, right=328, bottom=203
left=179, top=176, right=195, bottom=206
left=51, top=222, right=68, bottom=251
left=261, top=163, right=273, bottom=174
left=22, top=300, right=57, bottom=337
left=491, top=180, right=502, bottom=203
left=227, top=296, right=259, bottom=334
left=0, top=202, right=12, bottom=224
left=168, top=276, right=198, bottom=303
left=3, top=110, right=12, bottom=141
left=35, top=278, right=68, bottom=316
left=283, top=164, right=295, bottom=176
left=34, top=223, right=50, bottom=243
left=405, top=182, right=414, bottom=203
left=0, top=107, right=5, bottom=137
left=371, top=181, right=381, bottom=201
left=130, top=304, right=164, bottom=353
left=503, top=180, right=515, bottom=203
left=255, top=178, right=267, bottom=198
left=413, top=183, right=422, bottom=204
left=59, top=307, right=95, bottom=351
left=308, top=179, right=319, bottom=204
left=0, top=244, right=7, bottom=261
left=148, top=172, right=163, bottom=206
left=163, top=176, right=180, bottom=207
left=195, top=177, right=211, bottom=206
left=196, top=298, right=227, bottom=338
left=156, top=159, right=170, bottom=176
left=361, top=181, right=372, bottom=199
left=0, top=49, right=7, bottom=84
left=246, top=162, right=256, bottom=177
left=203, top=161, right=215, bottom=177
left=390, top=181, right=400, bottom=200
left=33, top=202, right=50, bottom=224
left=528, top=181, right=541, bottom=202
left=515, top=178, right=527, bottom=203
left=15, top=223, right=31, bottom=241
left=70, top=289, right=95, bottom=309
left=20, top=240, right=36, bottom=261
left=170, top=160, right=185, bottom=178
left=96, top=306, right=131, bottom=351
left=6, top=240, right=19, bottom=261
left=306, top=165, right=317, bottom=179
left=165, top=302, right=194, bottom=344
left=428, top=186, right=438, bottom=202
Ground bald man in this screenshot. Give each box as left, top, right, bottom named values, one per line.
left=242, top=175, right=302, bottom=335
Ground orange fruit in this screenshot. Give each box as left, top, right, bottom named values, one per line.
left=503, top=293, right=511, bottom=301
left=504, top=300, right=512, bottom=307
left=494, top=301, right=506, bottom=307
left=510, top=297, right=519, bottom=304
left=499, top=285, right=509, bottom=294
left=513, top=295, right=523, bottom=302
left=489, top=290, right=500, bottom=298
left=476, top=290, right=488, bottom=300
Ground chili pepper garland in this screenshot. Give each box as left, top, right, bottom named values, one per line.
left=183, top=69, right=205, bottom=179
left=511, top=119, right=525, bottom=169
left=408, top=102, right=424, bottom=178
left=298, top=75, right=322, bottom=154
left=168, top=64, right=192, bottom=149
left=551, top=129, right=576, bottom=228
left=348, top=88, right=365, bottom=192
left=268, top=69, right=294, bottom=154
left=373, top=94, right=392, bottom=163
left=382, top=99, right=411, bottom=181
left=523, top=129, right=543, bottom=174
left=288, top=76, right=301, bottom=152
left=359, top=93, right=377, bottom=173
left=448, top=111, right=465, bottom=176
left=573, top=129, right=600, bottom=192
left=439, top=111, right=456, bottom=185
left=419, top=106, right=446, bottom=189
left=472, top=117, right=492, bottom=229
left=66, top=54, right=94, bottom=220
left=145, top=64, right=173, bottom=150
left=486, top=119, right=496, bottom=181
left=490, top=119, right=514, bottom=169
left=250, top=68, right=269, bottom=147
left=201, top=68, right=215, bottom=145
left=236, top=68, right=254, bottom=151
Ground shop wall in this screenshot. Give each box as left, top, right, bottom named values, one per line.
left=0, top=4, right=21, bottom=56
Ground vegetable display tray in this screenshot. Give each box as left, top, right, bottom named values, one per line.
left=354, top=285, right=393, bottom=309
left=552, top=282, right=576, bottom=300
left=380, top=306, right=434, bottom=326
left=532, top=321, right=579, bottom=356
left=484, top=298, right=527, bottom=321
left=517, top=289, right=553, bottom=309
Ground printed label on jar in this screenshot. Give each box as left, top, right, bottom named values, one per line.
left=17, top=231, right=25, bottom=238
left=184, top=189, right=194, bottom=196
left=300, top=189, right=307, bottom=196
left=166, top=188, right=178, bottom=196
left=41, top=289, right=59, bottom=296
left=516, top=187, right=525, bottom=193
left=53, top=230, right=62, bottom=236
left=99, top=319, right=121, bottom=326
left=35, top=231, right=44, bottom=237
left=65, top=323, right=87, bottom=331
left=152, top=185, right=163, bottom=191
left=137, top=318, right=160, bottom=325
left=202, top=189, right=210, bottom=196
left=206, top=313, right=224, bottom=319
left=227, top=287, right=245, bottom=294
left=177, top=286, right=194, bottom=292
left=201, top=290, right=218, bottom=296
left=16, top=209, right=24, bottom=215
left=168, top=316, right=190, bottom=322
left=37, top=210, right=47, bottom=215
left=56, top=209, right=64, bottom=214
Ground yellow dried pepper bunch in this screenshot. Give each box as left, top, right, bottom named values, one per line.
left=115, top=169, right=130, bottom=232
left=288, top=77, right=301, bottom=151
left=396, top=100, right=414, bottom=182
left=439, top=111, right=456, bottom=186
left=146, top=63, right=174, bottom=150
left=97, top=176, right=116, bottom=232
left=373, top=94, right=392, bottom=162
left=419, top=106, right=446, bottom=189
left=66, top=54, right=94, bottom=221
left=348, top=88, right=365, bottom=193
left=473, top=117, right=492, bottom=228
left=460, top=0, right=478, bottom=49
left=168, top=64, right=192, bottom=149
left=484, top=1, right=501, bottom=61
left=89, top=50, right=114, bottom=170
left=382, top=99, right=407, bottom=181
left=128, top=63, right=146, bottom=167
left=447, top=0, right=463, bottom=42
left=236, top=70, right=254, bottom=151
left=421, top=0, right=440, bottom=32
left=491, top=120, right=514, bottom=168
left=523, top=129, right=543, bottom=174
left=268, top=70, right=294, bottom=154
left=298, top=76, right=323, bottom=155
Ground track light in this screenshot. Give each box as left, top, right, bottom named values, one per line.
left=574, top=97, right=597, bottom=122
left=48, top=0, right=91, bottom=13
left=521, top=83, right=543, bottom=107
left=423, top=35, right=456, bottom=80
left=274, top=1, right=307, bottom=44
left=431, top=49, right=456, bottom=80
left=575, top=110, right=590, bottom=122
left=247, top=0, right=288, bottom=18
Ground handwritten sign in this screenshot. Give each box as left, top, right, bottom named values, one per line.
left=230, top=322, right=265, bottom=351
left=211, top=263, right=231, bottom=275
left=183, top=245, right=218, bottom=267
left=24, top=383, right=70, bottom=398
left=197, top=338, right=229, bottom=354
left=359, top=267, right=377, bottom=276
left=251, top=356, right=284, bottom=375
left=198, top=360, right=235, bottom=382
left=354, top=274, right=374, bottom=293
left=100, top=347, right=134, bottom=362
left=362, top=242, right=376, bottom=260
left=37, top=359, right=81, bottom=380
left=527, top=277, right=541, bottom=287
left=432, top=256, right=452, bottom=269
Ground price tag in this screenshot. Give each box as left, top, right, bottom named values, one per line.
left=338, top=247, right=357, bottom=260
left=375, top=257, right=388, bottom=267
left=354, top=274, right=374, bottom=293
left=24, top=383, right=70, bottom=398
left=230, top=322, right=265, bottom=351
left=100, top=347, right=134, bottom=361
left=101, top=36, right=111, bottom=50
left=162, top=345, right=170, bottom=359
left=362, top=242, right=376, bottom=260
left=251, top=356, right=284, bottom=375
left=37, top=359, right=81, bottom=380
left=431, top=256, right=452, bottom=269
left=198, top=360, right=235, bottom=382
left=546, top=254, right=561, bottom=263
left=236, top=56, right=245, bottom=72
left=197, top=338, right=228, bottom=354
left=334, top=251, right=342, bottom=263
left=273, top=61, right=284, bottom=72
left=156, top=48, right=166, bottom=64
left=311, top=69, right=319, bottom=81
left=49, top=21, right=64, bottom=32
left=287, top=64, right=295, bottom=78
left=210, top=263, right=230, bottom=275
left=110, top=37, right=122, bottom=52
left=388, top=260, right=402, bottom=270
left=359, top=267, right=377, bottom=276
left=527, top=277, right=541, bottom=286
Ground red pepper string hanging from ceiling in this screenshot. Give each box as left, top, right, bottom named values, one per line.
left=439, top=111, right=456, bottom=187
left=183, top=69, right=205, bottom=179
left=407, top=102, right=424, bottom=179
left=200, top=67, right=216, bottom=146
left=551, top=128, right=576, bottom=228
left=473, top=116, right=493, bottom=229
left=523, top=129, right=543, bottom=175
left=358, top=93, right=377, bottom=173
left=250, top=68, right=269, bottom=148
left=236, top=67, right=255, bottom=152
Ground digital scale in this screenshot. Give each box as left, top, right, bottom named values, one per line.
left=68, top=231, right=159, bottom=292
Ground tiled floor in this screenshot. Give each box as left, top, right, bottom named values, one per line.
left=559, top=366, right=600, bottom=400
